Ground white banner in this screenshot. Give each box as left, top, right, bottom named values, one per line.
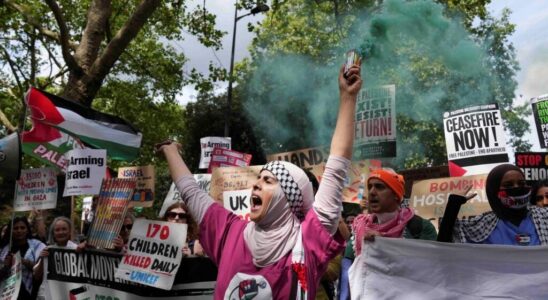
left=223, top=189, right=251, bottom=221
left=0, top=252, right=21, bottom=300
left=198, top=137, right=231, bottom=169
left=63, top=148, right=106, bottom=196
left=14, top=168, right=57, bottom=211
left=349, top=237, right=548, bottom=299
left=159, top=174, right=211, bottom=218
left=115, top=219, right=187, bottom=290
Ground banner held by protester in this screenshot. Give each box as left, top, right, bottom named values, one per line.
left=118, top=165, right=155, bottom=208
left=199, top=136, right=231, bottom=169
left=14, top=168, right=58, bottom=212
left=115, top=219, right=187, bottom=290
left=63, top=148, right=106, bottom=196
left=443, top=103, right=508, bottom=177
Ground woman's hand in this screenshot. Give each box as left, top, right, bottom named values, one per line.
left=339, top=64, right=362, bottom=98
left=39, top=248, right=49, bottom=258
left=154, top=140, right=181, bottom=156
left=452, top=185, right=477, bottom=205
left=364, top=230, right=381, bottom=242
left=112, top=236, right=124, bottom=252
left=182, top=243, right=192, bottom=257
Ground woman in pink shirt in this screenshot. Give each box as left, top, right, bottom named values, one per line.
left=157, top=64, right=362, bottom=299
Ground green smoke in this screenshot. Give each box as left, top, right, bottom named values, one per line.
left=243, top=0, right=518, bottom=168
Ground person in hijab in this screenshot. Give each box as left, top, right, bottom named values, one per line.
left=437, top=164, right=548, bottom=245
left=157, top=64, right=362, bottom=299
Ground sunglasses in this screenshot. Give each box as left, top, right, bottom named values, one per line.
left=166, top=212, right=188, bottom=220
left=121, top=224, right=133, bottom=231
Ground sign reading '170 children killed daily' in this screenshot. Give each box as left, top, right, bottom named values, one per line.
left=14, top=168, right=57, bottom=212
left=354, top=85, right=396, bottom=159
left=443, top=103, right=508, bottom=177
left=531, top=94, right=548, bottom=148
left=63, top=148, right=106, bottom=196
left=115, top=219, right=187, bottom=290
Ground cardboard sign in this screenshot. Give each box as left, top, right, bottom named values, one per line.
left=399, top=166, right=450, bottom=198
left=532, top=94, right=548, bottom=148
left=443, top=103, right=508, bottom=177
left=223, top=189, right=252, bottom=221
left=354, top=85, right=397, bottom=159
left=159, top=174, right=211, bottom=218
left=14, top=168, right=58, bottom=212
left=207, top=147, right=252, bottom=173
left=210, top=166, right=263, bottom=203
left=118, top=165, right=155, bottom=208
left=63, top=149, right=106, bottom=196
left=515, top=152, right=548, bottom=184
left=409, top=174, right=490, bottom=229
left=87, top=178, right=136, bottom=249
left=267, top=147, right=381, bottom=203
left=0, top=252, right=21, bottom=300
left=115, top=219, right=187, bottom=290
left=199, top=136, right=231, bottom=169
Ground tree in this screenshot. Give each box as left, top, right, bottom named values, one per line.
left=239, top=0, right=527, bottom=169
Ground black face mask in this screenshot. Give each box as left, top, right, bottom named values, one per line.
left=498, top=186, right=531, bottom=209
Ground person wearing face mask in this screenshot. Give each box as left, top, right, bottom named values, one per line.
left=157, top=64, right=362, bottom=299
left=437, top=164, right=548, bottom=245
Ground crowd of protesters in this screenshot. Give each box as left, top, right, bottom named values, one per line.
left=1, top=65, right=548, bottom=300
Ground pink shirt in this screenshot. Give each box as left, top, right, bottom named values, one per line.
left=200, top=204, right=345, bottom=299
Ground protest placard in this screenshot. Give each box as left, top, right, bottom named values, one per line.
left=409, top=174, right=490, bottom=229
left=81, top=196, right=93, bottom=221
left=199, top=136, right=231, bottom=169
left=115, top=219, right=187, bottom=290
left=207, top=148, right=252, bottom=173
left=14, top=168, right=57, bottom=212
left=118, top=165, right=155, bottom=208
left=87, top=178, right=135, bottom=249
left=0, top=252, right=21, bottom=300
left=399, top=166, right=449, bottom=198
left=210, top=166, right=262, bottom=204
left=46, top=248, right=216, bottom=299
left=443, top=103, right=508, bottom=177
left=532, top=94, right=548, bottom=148
left=267, top=147, right=381, bottom=203
left=354, top=85, right=397, bottom=159
left=223, top=189, right=252, bottom=221
left=159, top=174, right=211, bottom=218
left=63, top=148, right=106, bottom=196
left=515, top=152, right=548, bottom=185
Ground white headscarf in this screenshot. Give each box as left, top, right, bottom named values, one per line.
left=243, top=161, right=314, bottom=267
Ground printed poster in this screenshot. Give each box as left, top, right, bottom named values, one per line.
left=87, top=178, right=135, bottom=249
left=515, top=152, right=548, bottom=185
left=118, top=165, right=155, bottom=208
left=115, top=219, right=187, bottom=290
left=443, top=103, right=508, bottom=177
left=207, top=148, right=252, bottom=173
left=63, top=148, right=106, bottom=196
left=223, top=189, right=252, bottom=221
left=0, top=252, right=21, bottom=300
left=199, top=136, right=231, bottom=169
left=532, top=94, right=548, bottom=148
left=267, top=147, right=381, bottom=203
left=354, top=85, right=397, bottom=159
left=409, top=174, right=491, bottom=229
left=14, top=168, right=57, bottom=212
left=159, top=174, right=211, bottom=218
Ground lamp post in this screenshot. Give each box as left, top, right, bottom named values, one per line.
left=225, top=3, right=270, bottom=138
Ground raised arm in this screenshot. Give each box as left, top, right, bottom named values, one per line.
left=313, top=65, right=362, bottom=234
left=158, top=142, right=214, bottom=223
left=437, top=186, right=477, bottom=242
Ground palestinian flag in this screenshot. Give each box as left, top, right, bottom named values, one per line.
left=22, top=87, right=142, bottom=162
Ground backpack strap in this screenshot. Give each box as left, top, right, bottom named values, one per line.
left=406, top=215, right=423, bottom=239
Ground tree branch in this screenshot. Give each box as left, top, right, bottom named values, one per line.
left=86, top=0, right=161, bottom=100
left=0, top=108, right=17, bottom=133
left=45, top=0, right=82, bottom=74
left=0, top=46, right=25, bottom=96
left=4, top=0, right=78, bottom=51
left=74, top=0, right=112, bottom=71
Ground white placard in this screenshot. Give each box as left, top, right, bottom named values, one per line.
left=0, top=252, right=21, bottom=300
left=81, top=196, right=93, bottom=221
left=223, top=189, right=251, bottom=221
left=198, top=136, right=231, bottom=169
left=63, top=148, right=106, bottom=196
left=115, top=219, right=187, bottom=290
left=14, top=168, right=57, bottom=211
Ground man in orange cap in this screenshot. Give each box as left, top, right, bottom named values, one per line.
left=339, top=169, right=437, bottom=299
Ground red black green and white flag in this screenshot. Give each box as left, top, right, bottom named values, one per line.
left=21, top=87, right=142, bottom=169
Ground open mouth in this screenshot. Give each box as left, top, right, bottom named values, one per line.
left=251, top=195, right=263, bottom=212
left=368, top=198, right=379, bottom=206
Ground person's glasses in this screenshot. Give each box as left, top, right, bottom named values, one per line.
left=121, top=224, right=133, bottom=231
left=166, top=212, right=188, bottom=220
